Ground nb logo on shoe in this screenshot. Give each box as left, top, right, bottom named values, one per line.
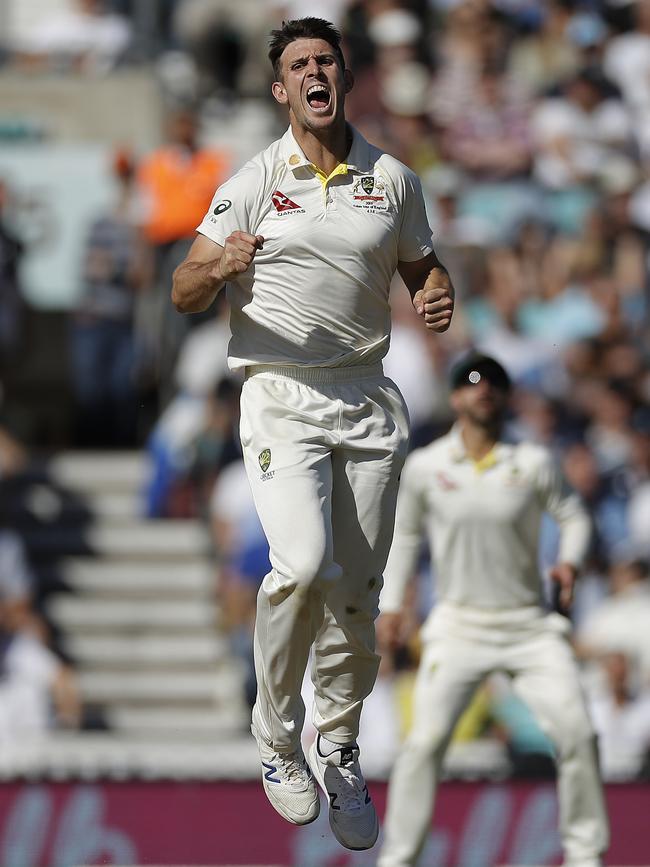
left=262, top=761, right=281, bottom=783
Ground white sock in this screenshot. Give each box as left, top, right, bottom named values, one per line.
left=318, top=735, right=353, bottom=755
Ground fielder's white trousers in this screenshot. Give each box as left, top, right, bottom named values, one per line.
left=241, top=364, right=409, bottom=753
left=378, top=604, right=610, bottom=867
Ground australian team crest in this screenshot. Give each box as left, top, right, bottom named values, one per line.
left=258, top=448, right=271, bottom=472
left=352, top=175, right=386, bottom=206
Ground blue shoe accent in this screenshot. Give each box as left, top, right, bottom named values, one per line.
left=252, top=723, right=319, bottom=825
left=262, top=761, right=280, bottom=783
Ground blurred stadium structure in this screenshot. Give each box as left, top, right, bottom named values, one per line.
left=0, top=0, right=649, bottom=864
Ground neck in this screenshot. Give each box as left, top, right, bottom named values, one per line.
left=459, top=419, right=499, bottom=461
left=290, top=117, right=350, bottom=175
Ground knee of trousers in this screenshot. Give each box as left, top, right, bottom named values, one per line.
left=262, top=558, right=343, bottom=602
left=552, top=717, right=598, bottom=759
left=402, top=725, right=452, bottom=762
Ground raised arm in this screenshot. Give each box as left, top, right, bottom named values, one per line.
left=172, top=230, right=264, bottom=313
left=398, top=251, right=455, bottom=334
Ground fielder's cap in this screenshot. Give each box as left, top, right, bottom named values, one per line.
left=449, top=352, right=511, bottom=392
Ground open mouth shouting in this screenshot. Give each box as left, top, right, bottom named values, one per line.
left=305, top=83, right=332, bottom=113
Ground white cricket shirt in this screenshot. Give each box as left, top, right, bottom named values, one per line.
left=381, top=426, right=591, bottom=614
left=196, top=125, right=433, bottom=371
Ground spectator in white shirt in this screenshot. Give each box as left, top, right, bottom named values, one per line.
left=588, top=651, right=650, bottom=780
left=578, top=559, right=650, bottom=685
left=531, top=67, right=632, bottom=191
left=12, top=0, right=132, bottom=74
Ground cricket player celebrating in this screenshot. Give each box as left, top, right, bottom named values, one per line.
left=172, top=18, right=454, bottom=851
left=376, top=353, right=609, bottom=867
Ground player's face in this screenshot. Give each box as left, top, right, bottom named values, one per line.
left=272, top=38, right=353, bottom=133
left=451, top=378, right=509, bottom=427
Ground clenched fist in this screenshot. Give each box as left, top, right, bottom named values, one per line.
left=412, top=267, right=454, bottom=333
left=216, top=231, right=264, bottom=281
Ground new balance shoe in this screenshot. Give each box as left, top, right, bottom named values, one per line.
left=251, top=724, right=320, bottom=825
left=309, top=734, right=379, bottom=850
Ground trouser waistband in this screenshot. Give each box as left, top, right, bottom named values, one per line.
left=244, top=363, right=384, bottom=384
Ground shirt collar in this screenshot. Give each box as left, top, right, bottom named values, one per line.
left=346, top=125, right=372, bottom=172
left=447, top=423, right=514, bottom=468
left=280, top=123, right=372, bottom=174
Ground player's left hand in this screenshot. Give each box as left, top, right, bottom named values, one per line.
left=376, top=612, right=405, bottom=653
left=549, top=562, right=578, bottom=613
left=412, top=267, right=454, bottom=333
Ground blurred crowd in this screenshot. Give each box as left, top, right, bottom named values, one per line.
left=0, top=0, right=649, bottom=779
left=0, top=431, right=81, bottom=754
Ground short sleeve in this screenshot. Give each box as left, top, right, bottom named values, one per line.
left=196, top=163, right=262, bottom=247
left=396, top=168, right=434, bottom=262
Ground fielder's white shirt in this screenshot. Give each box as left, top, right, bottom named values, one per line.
left=196, top=125, right=433, bottom=371
left=381, top=426, right=591, bottom=615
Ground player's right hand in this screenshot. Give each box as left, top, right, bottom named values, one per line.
left=549, top=562, right=578, bottom=613
left=216, top=231, right=264, bottom=281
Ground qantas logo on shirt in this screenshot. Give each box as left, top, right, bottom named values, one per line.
left=435, top=471, right=458, bottom=490
left=271, top=190, right=305, bottom=215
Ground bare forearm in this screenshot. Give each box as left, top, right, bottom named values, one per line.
left=53, top=666, right=82, bottom=728
left=558, top=509, right=591, bottom=572
left=399, top=254, right=454, bottom=333
left=172, top=258, right=224, bottom=313
left=404, top=253, right=448, bottom=300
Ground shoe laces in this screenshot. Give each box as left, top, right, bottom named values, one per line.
left=327, top=748, right=368, bottom=813
left=275, top=751, right=310, bottom=786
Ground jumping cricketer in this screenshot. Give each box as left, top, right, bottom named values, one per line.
left=172, top=17, right=454, bottom=851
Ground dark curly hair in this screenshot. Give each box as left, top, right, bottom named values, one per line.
left=268, top=17, right=346, bottom=80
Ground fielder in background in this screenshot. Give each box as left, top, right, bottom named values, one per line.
left=171, top=17, right=454, bottom=851
left=377, top=352, right=609, bottom=867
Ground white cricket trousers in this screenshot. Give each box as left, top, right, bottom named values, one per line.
left=240, top=364, right=409, bottom=753
left=378, top=604, right=610, bottom=867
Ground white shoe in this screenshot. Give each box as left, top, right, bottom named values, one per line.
left=251, top=724, right=320, bottom=825
left=309, top=734, right=379, bottom=851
